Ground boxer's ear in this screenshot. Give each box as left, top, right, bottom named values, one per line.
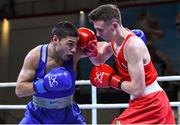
left=52, top=35, right=59, bottom=43
left=112, top=22, right=118, bottom=29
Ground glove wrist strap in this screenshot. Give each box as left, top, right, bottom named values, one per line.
left=110, top=75, right=124, bottom=90
left=33, top=79, right=47, bottom=94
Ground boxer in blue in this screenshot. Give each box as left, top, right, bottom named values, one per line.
left=15, top=21, right=87, bottom=124
left=15, top=20, right=146, bottom=124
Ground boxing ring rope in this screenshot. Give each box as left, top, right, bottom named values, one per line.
left=0, top=75, right=180, bottom=124
left=0, top=75, right=179, bottom=87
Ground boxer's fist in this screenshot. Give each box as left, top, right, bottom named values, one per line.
left=90, top=64, right=114, bottom=88
left=131, top=29, right=146, bottom=43
left=78, top=27, right=98, bottom=57
left=33, top=67, right=72, bottom=94
left=90, top=64, right=124, bottom=90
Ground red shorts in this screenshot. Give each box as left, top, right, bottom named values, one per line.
left=112, top=91, right=175, bottom=124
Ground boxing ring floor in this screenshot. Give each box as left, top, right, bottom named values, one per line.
left=0, top=75, right=180, bottom=124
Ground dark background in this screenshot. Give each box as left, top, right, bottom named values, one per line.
left=0, top=0, right=179, bottom=124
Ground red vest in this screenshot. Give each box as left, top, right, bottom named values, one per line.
left=111, top=34, right=158, bottom=86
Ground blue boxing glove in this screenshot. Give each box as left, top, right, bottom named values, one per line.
left=33, top=67, right=72, bottom=94
left=131, top=29, right=146, bottom=44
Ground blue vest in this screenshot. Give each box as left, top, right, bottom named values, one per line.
left=33, top=44, right=77, bottom=98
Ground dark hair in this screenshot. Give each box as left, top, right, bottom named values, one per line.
left=51, top=21, right=78, bottom=40
left=88, top=4, right=121, bottom=23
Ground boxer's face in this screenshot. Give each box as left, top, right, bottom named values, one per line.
left=92, top=20, right=115, bottom=42
left=53, top=35, right=78, bottom=61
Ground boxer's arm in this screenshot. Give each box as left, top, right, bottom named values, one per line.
left=121, top=37, right=146, bottom=97
left=89, top=41, right=113, bottom=66
left=75, top=41, right=113, bottom=66
left=89, top=29, right=146, bottom=66
left=16, top=46, right=40, bottom=97
left=76, top=27, right=113, bottom=65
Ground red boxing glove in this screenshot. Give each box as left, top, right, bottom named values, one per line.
left=78, top=27, right=98, bottom=57
left=90, top=64, right=124, bottom=90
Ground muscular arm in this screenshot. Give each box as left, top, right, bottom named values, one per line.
left=121, top=37, right=146, bottom=97
left=15, top=47, right=40, bottom=97
left=74, top=41, right=113, bottom=67
left=89, top=42, right=113, bottom=66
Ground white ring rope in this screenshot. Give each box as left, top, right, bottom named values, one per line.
left=0, top=76, right=180, bottom=87
left=157, top=76, right=180, bottom=81
left=0, top=80, right=89, bottom=87
left=0, top=102, right=180, bottom=110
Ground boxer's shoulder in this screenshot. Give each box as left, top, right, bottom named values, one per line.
left=23, top=45, right=42, bottom=69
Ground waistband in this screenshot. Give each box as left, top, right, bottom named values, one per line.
left=33, top=95, right=73, bottom=109
left=130, top=80, right=163, bottom=100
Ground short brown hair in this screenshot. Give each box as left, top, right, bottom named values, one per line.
left=51, top=21, right=78, bottom=40
left=88, top=4, right=121, bottom=24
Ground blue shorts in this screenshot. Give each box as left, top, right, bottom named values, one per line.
left=19, top=101, right=86, bottom=124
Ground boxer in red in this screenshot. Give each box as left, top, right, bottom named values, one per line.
left=87, top=4, right=175, bottom=124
